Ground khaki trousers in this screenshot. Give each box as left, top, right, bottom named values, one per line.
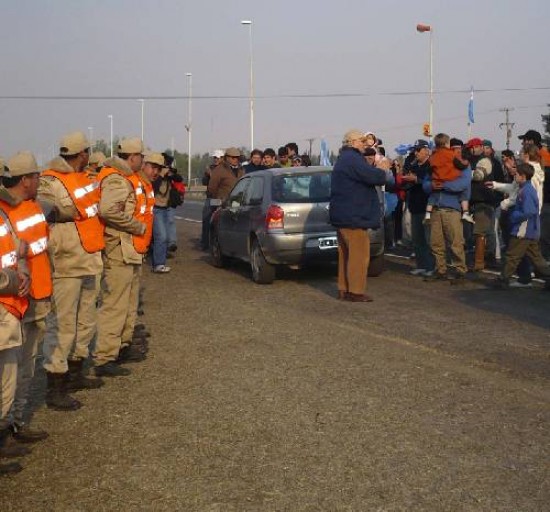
left=503, top=237, right=550, bottom=280
left=93, top=258, right=140, bottom=366
left=121, top=266, right=141, bottom=347
left=337, top=228, right=370, bottom=295
left=43, top=275, right=100, bottom=374
left=11, top=316, right=46, bottom=425
left=430, top=208, right=467, bottom=275
left=0, top=309, right=21, bottom=430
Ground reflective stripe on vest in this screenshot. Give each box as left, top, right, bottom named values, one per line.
left=16, top=213, right=46, bottom=233
left=74, top=182, right=98, bottom=200
left=29, top=236, right=48, bottom=256
left=41, top=170, right=105, bottom=253
left=0, top=223, right=17, bottom=267
left=1, top=251, right=17, bottom=268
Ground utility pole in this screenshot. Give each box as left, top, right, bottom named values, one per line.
left=499, top=108, right=515, bottom=150
left=306, top=137, right=315, bottom=156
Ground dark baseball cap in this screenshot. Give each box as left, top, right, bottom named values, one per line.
left=450, top=138, right=463, bottom=148
left=414, top=139, right=430, bottom=151
left=518, top=130, right=542, bottom=144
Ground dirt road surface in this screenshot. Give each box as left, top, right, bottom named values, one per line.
left=1, top=219, right=549, bottom=511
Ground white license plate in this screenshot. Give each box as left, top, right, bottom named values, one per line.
left=318, top=236, right=338, bottom=250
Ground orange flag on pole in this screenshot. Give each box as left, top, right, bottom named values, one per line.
left=416, top=24, right=431, bottom=32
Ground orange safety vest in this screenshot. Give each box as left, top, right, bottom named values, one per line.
left=128, top=174, right=155, bottom=254
left=0, top=216, right=29, bottom=319
left=0, top=199, right=52, bottom=300
left=98, top=168, right=155, bottom=254
left=41, top=170, right=105, bottom=253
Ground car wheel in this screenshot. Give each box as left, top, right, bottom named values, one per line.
left=250, top=239, right=275, bottom=284
left=210, top=230, right=228, bottom=268
left=368, top=253, right=384, bottom=277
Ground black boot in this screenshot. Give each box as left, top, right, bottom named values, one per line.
left=0, top=461, right=23, bottom=475
left=0, top=428, right=31, bottom=458
left=10, top=424, right=48, bottom=444
left=94, top=362, right=131, bottom=377
left=67, top=360, right=104, bottom=391
left=45, top=372, right=82, bottom=411
left=133, top=324, right=150, bottom=337
left=116, top=345, right=147, bottom=364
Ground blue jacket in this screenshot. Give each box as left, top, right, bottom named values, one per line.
left=510, top=181, right=540, bottom=240
left=422, top=167, right=472, bottom=211
left=329, top=147, right=387, bottom=229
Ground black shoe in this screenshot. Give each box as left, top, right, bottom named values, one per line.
left=0, top=429, right=32, bottom=458
left=424, top=273, right=447, bottom=282
left=45, top=372, right=82, bottom=411
left=10, top=424, right=48, bottom=444
left=117, top=345, right=147, bottom=364
left=94, top=362, right=131, bottom=377
left=133, top=328, right=151, bottom=338
left=0, top=461, right=23, bottom=475
left=67, top=360, right=105, bottom=391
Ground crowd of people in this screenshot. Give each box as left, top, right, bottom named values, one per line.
left=0, top=132, right=183, bottom=475
left=331, top=128, right=550, bottom=301
left=1, top=125, right=549, bottom=475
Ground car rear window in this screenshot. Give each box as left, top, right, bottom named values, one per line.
left=271, top=172, right=331, bottom=203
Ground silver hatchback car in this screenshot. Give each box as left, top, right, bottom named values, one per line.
left=209, top=166, right=385, bottom=284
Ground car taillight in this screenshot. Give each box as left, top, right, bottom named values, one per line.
left=265, top=204, right=284, bottom=230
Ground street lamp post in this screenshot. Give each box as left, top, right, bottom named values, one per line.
left=241, top=20, right=254, bottom=151
left=138, top=99, right=145, bottom=142
left=87, top=126, right=94, bottom=151
left=185, top=73, right=192, bottom=185
left=108, top=114, right=114, bottom=157
left=417, top=23, right=433, bottom=141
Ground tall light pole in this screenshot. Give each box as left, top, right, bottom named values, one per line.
left=87, top=126, right=94, bottom=151
left=185, top=72, right=192, bottom=185
left=241, top=20, right=254, bottom=151
left=138, top=99, right=145, bottom=142
left=108, top=114, right=114, bottom=157
left=417, top=23, right=433, bottom=141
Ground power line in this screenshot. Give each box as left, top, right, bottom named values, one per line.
left=0, top=86, right=548, bottom=101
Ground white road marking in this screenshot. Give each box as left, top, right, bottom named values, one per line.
left=176, top=216, right=201, bottom=223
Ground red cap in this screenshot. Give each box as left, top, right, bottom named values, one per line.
left=466, top=138, right=484, bottom=149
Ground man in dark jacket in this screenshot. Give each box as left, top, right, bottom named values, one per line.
left=200, top=150, right=224, bottom=250
left=400, top=139, right=434, bottom=276
left=467, top=138, right=494, bottom=272
left=330, top=129, right=387, bottom=302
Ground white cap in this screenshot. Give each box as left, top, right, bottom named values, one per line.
left=211, top=149, right=224, bottom=159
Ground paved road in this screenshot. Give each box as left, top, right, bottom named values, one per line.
left=1, top=219, right=548, bottom=511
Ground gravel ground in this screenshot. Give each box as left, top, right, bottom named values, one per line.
left=1, top=220, right=548, bottom=511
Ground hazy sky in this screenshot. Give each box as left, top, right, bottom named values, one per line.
left=0, top=0, right=548, bottom=164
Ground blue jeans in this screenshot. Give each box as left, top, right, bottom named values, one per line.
left=411, top=212, right=434, bottom=271
left=152, top=207, right=169, bottom=267
left=167, top=208, right=177, bottom=248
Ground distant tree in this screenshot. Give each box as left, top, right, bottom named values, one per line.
left=542, top=104, right=550, bottom=146
left=92, top=138, right=120, bottom=157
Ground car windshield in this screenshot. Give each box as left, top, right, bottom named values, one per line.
left=271, top=172, right=331, bottom=203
